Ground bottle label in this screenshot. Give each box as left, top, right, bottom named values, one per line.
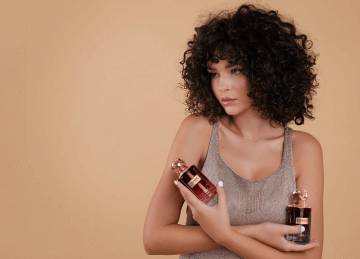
left=296, top=217, right=309, bottom=225
left=188, top=175, right=201, bottom=188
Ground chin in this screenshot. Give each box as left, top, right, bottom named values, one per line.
left=223, top=106, right=250, bottom=116
left=223, top=108, right=241, bottom=116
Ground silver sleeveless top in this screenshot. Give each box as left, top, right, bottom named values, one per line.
left=179, top=120, right=296, bottom=259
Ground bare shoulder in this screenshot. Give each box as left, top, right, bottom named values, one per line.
left=180, top=114, right=213, bottom=131
left=178, top=114, right=213, bottom=141
left=292, top=129, right=324, bottom=180
left=169, top=114, right=213, bottom=168
left=292, top=129, right=323, bottom=154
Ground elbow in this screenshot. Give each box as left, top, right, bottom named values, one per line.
left=143, top=229, right=159, bottom=255
left=143, top=237, right=156, bottom=255
left=144, top=236, right=165, bottom=255
left=143, top=229, right=170, bottom=255
left=144, top=244, right=154, bottom=255
left=143, top=223, right=178, bottom=255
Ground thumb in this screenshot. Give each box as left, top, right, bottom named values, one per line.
left=216, top=180, right=226, bottom=207
left=284, top=225, right=306, bottom=235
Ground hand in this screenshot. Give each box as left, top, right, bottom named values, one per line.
left=249, top=222, right=319, bottom=252
left=174, top=180, right=232, bottom=244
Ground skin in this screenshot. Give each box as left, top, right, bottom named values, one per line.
left=143, top=58, right=324, bottom=258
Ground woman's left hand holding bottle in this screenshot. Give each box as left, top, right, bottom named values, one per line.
left=234, top=222, right=319, bottom=252
left=174, top=180, right=233, bottom=245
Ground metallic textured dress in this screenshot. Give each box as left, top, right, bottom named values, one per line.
left=179, top=120, right=296, bottom=259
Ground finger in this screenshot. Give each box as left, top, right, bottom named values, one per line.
left=288, top=239, right=319, bottom=251
left=174, top=180, right=203, bottom=208
left=174, top=180, right=193, bottom=208
left=283, top=225, right=306, bottom=235
left=216, top=180, right=227, bottom=208
left=179, top=189, right=196, bottom=212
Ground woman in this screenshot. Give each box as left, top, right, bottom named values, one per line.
left=143, top=4, right=323, bottom=258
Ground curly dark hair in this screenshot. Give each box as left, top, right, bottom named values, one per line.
left=178, top=4, right=319, bottom=126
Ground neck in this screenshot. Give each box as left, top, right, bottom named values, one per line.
left=223, top=107, right=283, bottom=142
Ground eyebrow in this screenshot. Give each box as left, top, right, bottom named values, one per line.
left=207, top=60, right=240, bottom=70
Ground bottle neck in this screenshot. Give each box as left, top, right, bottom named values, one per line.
left=288, top=204, right=311, bottom=208
left=176, top=165, right=188, bottom=178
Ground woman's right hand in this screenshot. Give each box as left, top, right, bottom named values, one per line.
left=234, top=222, right=319, bottom=252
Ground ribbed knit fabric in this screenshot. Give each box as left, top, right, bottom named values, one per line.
left=179, top=120, right=296, bottom=258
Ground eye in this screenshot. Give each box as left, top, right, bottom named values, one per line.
left=209, top=72, right=218, bottom=78
left=232, top=68, right=243, bottom=74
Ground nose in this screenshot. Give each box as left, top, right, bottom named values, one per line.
left=217, top=76, right=232, bottom=92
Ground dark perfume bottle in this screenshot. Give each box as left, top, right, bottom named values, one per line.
left=171, top=158, right=217, bottom=204
left=286, top=189, right=312, bottom=244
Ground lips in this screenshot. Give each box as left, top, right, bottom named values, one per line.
left=221, top=97, right=236, bottom=105
left=221, top=97, right=235, bottom=101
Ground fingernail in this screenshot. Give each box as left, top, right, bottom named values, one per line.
left=300, top=226, right=305, bottom=232
left=174, top=180, right=177, bottom=185
left=218, top=181, right=223, bottom=187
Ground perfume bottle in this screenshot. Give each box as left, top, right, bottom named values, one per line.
left=171, top=158, right=217, bottom=204
left=285, top=189, right=312, bottom=244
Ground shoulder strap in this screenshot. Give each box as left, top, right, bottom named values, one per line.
left=282, top=127, right=293, bottom=168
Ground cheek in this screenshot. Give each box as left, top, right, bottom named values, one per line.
left=237, top=85, right=250, bottom=98
left=236, top=79, right=251, bottom=97
left=212, top=88, right=223, bottom=102
left=211, top=84, right=219, bottom=97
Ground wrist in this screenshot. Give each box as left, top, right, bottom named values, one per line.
left=217, top=227, right=237, bottom=246
left=232, top=224, right=262, bottom=239
left=250, top=223, right=262, bottom=240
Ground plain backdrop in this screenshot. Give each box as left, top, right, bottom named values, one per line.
left=1, top=0, right=360, bottom=258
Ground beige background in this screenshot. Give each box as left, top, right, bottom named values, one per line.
left=1, top=0, right=359, bottom=258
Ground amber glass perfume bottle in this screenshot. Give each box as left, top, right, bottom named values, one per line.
left=286, top=189, right=312, bottom=244
left=171, top=158, right=217, bottom=204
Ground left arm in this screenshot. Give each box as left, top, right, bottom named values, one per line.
left=292, top=131, right=324, bottom=258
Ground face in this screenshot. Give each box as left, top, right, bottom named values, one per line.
left=207, top=58, right=253, bottom=116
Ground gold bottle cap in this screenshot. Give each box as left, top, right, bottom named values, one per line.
left=170, top=158, right=188, bottom=175
left=291, top=189, right=308, bottom=208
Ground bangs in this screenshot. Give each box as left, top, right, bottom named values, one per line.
left=207, top=42, right=240, bottom=63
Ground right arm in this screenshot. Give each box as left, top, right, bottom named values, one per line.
left=143, top=114, right=221, bottom=255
